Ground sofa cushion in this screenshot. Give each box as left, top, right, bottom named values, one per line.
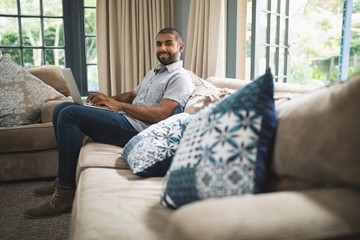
left=161, top=69, right=277, bottom=209
left=41, top=99, right=71, bottom=123
left=167, top=188, right=360, bottom=240
left=0, top=122, right=57, bottom=153
left=123, top=113, right=192, bottom=177
left=70, top=168, right=172, bottom=240
left=27, top=65, right=71, bottom=96
left=0, top=149, right=58, bottom=181
left=0, top=54, right=65, bottom=127
left=185, top=72, right=231, bottom=114
left=76, top=140, right=129, bottom=183
left=272, top=74, right=360, bottom=189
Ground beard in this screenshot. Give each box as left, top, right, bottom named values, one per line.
left=156, top=51, right=179, bottom=65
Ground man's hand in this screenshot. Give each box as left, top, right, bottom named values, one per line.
left=87, top=93, right=122, bottom=110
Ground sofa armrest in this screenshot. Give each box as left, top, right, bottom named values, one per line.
left=167, top=188, right=360, bottom=240
left=41, top=99, right=71, bottom=123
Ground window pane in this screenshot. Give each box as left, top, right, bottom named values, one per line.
left=288, top=0, right=342, bottom=85
left=85, top=37, right=97, bottom=63
left=0, top=0, right=18, bottom=14
left=22, top=18, right=42, bottom=47
left=260, top=0, right=269, bottom=12
left=20, top=0, right=40, bottom=16
left=269, top=46, right=276, bottom=72
left=280, top=0, right=288, bottom=16
left=84, top=0, right=96, bottom=7
left=45, top=49, right=65, bottom=66
left=270, top=14, right=278, bottom=45
left=0, top=48, right=21, bottom=64
left=44, top=18, right=64, bottom=47
left=0, top=17, right=20, bottom=46
left=271, top=0, right=278, bottom=12
left=85, top=8, right=96, bottom=35
left=23, top=48, right=43, bottom=67
left=43, top=0, right=63, bottom=16
left=87, top=65, right=99, bottom=92
left=259, top=12, right=268, bottom=45
left=278, top=48, right=286, bottom=82
left=258, top=45, right=266, bottom=72
left=279, top=17, right=287, bottom=46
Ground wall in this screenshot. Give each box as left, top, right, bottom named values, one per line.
left=173, top=0, right=190, bottom=60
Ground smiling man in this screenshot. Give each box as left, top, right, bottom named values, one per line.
left=24, top=28, right=195, bottom=219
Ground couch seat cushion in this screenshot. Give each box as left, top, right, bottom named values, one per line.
left=70, top=168, right=172, bottom=240
left=76, top=141, right=129, bottom=183
left=167, top=188, right=360, bottom=240
left=0, top=122, right=56, bottom=153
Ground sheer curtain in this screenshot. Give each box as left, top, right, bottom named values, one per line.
left=184, top=0, right=227, bottom=79
left=96, top=0, right=173, bottom=95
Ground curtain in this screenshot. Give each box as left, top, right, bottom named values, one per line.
left=96, top=0, right=173, bottom=95
left=184, top=0, right=227, bottom=79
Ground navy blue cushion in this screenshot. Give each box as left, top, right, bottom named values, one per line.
left=123, top=113, right=193, bottom=177
left=161, top=69, right=277, bottom=209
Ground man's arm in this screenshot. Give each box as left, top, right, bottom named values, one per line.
left=87, top=93, right=179, bottom=124
left=87, top=91, right=136, bottom=104
left=111, top=91, right=136, bottom=103
left=118, top=98, right=179, bottom=123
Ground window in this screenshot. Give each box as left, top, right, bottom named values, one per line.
left=250, top=0, right=290, bottom=82
left=83, top=0, right=98, bottom=92
left=0, top=0, right=98, bottom=95
left=0, top=0, right=65, bottom=67
left=248, top=0, right=360, bottom=85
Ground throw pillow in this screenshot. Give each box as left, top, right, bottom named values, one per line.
left=185, top=71, right=231, bottom=114
left=123, top=113, right=193, bottom=177
left=161, top=69, right=277, bottom=209
left=27, top=65, right=71, bottom=96
left=272, top=73, right=360, bottom=190
left=0, top=54, right=66, bottom=127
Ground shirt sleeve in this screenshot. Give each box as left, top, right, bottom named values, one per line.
left=163, top=72, right=195, bottom=107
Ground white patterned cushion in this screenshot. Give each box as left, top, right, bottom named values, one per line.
left=0, top=54, right=65, bottom=127
left=185, top=72, right=231, bottom=114
left=161, top=69, right=277, bottom=209
left=123, top=113, right=193, bottom=177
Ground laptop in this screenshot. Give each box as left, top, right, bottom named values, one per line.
left=62, top=68, right=124, bottom=113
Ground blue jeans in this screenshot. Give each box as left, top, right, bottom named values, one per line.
left=53, top=102, right=138, bottom=189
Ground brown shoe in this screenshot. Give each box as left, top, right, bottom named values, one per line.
left=24, top=184, right=75, bottom=219
left=33, top=178, right=59, bottom=197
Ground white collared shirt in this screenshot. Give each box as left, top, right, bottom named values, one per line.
left=125, top=60, right=195, bottom=132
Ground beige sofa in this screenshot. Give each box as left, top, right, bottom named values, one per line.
left=69, top=74, right=360, bottom=240
left=0, top=66, right=70, bottom=181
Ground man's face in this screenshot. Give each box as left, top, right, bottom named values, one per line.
left=156, top=33, right=184, bottom=65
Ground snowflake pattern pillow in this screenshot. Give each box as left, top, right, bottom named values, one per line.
left=161, top=69, right=277, bottom=209
left=123, top=113, right=193, bottom=177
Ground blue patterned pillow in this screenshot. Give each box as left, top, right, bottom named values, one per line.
left=123, top=113, right=193, bottom=177
left=161, top=69, right=276, bottom=209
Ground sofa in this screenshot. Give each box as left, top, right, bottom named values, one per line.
left=0, top=63, right=70, bottom=182
left=69, top=72, right=360, bottom=240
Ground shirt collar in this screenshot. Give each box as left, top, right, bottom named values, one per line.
left=154, top=60, right=183, bottom=74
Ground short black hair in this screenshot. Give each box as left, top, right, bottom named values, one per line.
left=157, top=28, right=183, bottom=44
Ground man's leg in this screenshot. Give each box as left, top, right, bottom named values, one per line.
left=25, top=105, right=138, bottom=218
left=55, top=105, right=138, bottom=189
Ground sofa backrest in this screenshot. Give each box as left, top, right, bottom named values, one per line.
left=268, top=74, right=360, bottom=192
left=27, top=65, right=71, bottom=97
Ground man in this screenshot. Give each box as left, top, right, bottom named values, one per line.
left=24, top=28, right=195, bottom=218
